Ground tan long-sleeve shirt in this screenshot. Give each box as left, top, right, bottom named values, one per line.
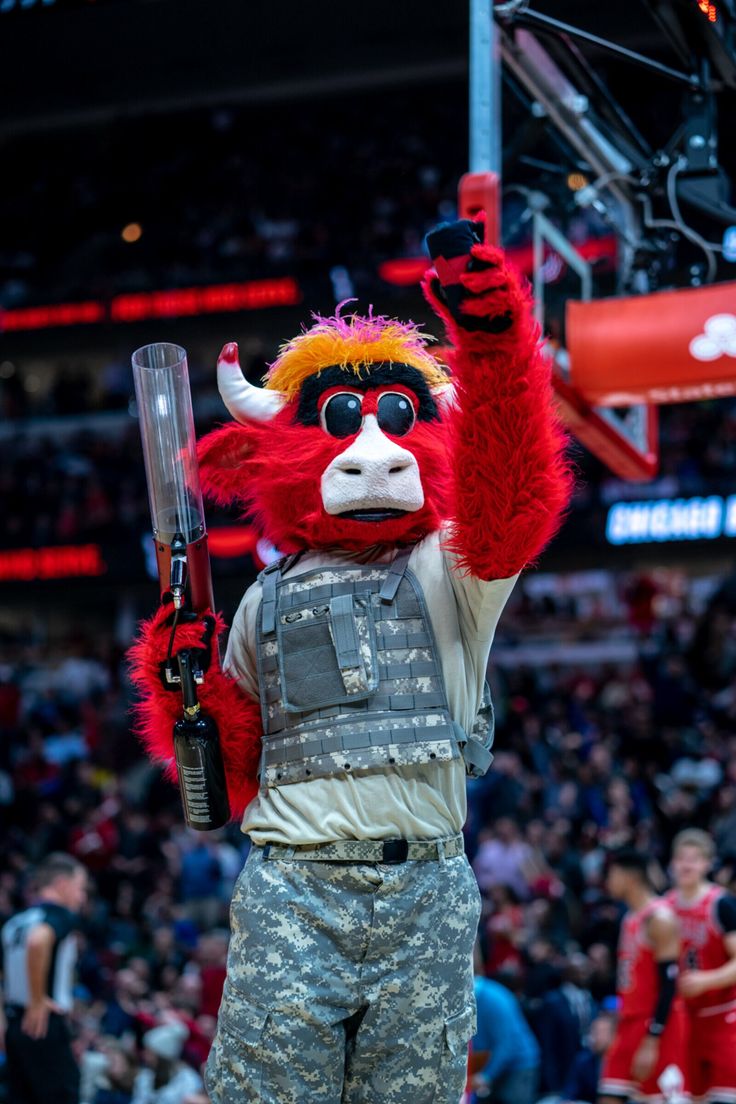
left=224, top=527, right=517, bottom=846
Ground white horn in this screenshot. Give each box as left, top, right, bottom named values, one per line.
left=217, top=351, right=287, bottom=424
left=431, top=382, right=457, bottom=415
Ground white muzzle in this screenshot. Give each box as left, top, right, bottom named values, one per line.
left=321, top=415, right=424, bottom=516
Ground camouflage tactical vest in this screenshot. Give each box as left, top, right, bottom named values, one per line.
left=255, top=548, right=494, bottom=788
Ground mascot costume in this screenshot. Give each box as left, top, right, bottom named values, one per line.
left=128, top=218, right=571, bottom=1103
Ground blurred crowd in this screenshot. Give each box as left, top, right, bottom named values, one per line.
left=1, top=552, right=735, bottom=1101
left=0, top=624, right=245, bottom=1102
left=3, top=374, right=736, bottom=550
left=0, top=81, right=615, bottom=314
left=464, top=564, right=736, bottom=1099
left=0, top=88, right=470, bottom=312
left=1, top=426, right=148, bottom=550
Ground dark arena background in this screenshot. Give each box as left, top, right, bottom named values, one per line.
left=2, top=2, right=736, bottom=1102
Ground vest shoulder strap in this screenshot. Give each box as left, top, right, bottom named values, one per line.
left=378, top=546, right=415, bottom=603
left=259, top=551, right=308, bottom=635
left=259, top=560, right=282, bottom=635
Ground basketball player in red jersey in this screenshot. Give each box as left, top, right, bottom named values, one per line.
left=599, top=850, right=687, bottom=1104
left=668, top=829, right=736, bottom=1104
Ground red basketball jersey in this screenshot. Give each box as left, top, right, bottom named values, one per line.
left=666, top=884, right=736, bottom=1015
left=616, top=898, right=668, bottom=1018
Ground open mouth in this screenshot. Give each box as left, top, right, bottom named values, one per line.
left=338, top=508, right=409, bottom=522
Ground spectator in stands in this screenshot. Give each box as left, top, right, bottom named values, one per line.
left=473, top=817, right=533, bottom=900
left=178, top=838, right=223, bottom=932
left=132, top=1021, right=203, bottom=1104
left=561, top=953, right=596, bottom=1039
left=99, top=969, right=148, bottom=1039
left=713, top=785, right=736, bottom=861
left=524, top=939, right=583, bottom=1096
left=81, top=1038, right=139, bottom=1104
left=586, top=943, right=617, bottom=1006
left=560, top=1011, right=617, bottom=1104
left=483, top=884, right=526, bottom=975
left=195, top=931, right=229, bottom=1020
left=470, top=952, right=540, bottom=1103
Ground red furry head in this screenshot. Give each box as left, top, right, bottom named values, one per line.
left=199, top=310, right=453, bottom=552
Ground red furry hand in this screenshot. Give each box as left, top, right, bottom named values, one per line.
left=455, top=243, right=528, bottom=332
left=423, top=223, right=572, bottom=580
left=128, top=604, right=263, bottom=819
left=145, top=601, right=220, bottom=691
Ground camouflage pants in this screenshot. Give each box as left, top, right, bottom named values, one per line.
left=205, top=841, right=481, bottom=1104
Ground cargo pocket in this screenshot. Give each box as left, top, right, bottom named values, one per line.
left=277, top=591, right=378, bottom=711
left=431, top=1004, right=477, bottom=1103
left=207, top=1002, right=269, bottom=1103
left=443, top=1004, right=476, bottom=1056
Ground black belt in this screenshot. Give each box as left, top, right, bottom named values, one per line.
left=259, top=833, right=465, bottom=864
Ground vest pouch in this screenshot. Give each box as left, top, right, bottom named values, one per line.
left=276, top=591, right=379, bottom=712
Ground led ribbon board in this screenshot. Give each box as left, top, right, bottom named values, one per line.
left=606, top=495, right=736, bottom=544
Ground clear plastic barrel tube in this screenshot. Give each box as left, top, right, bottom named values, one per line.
left=131, top=343, right=205, bottom=545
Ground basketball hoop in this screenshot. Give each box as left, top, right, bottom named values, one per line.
left=464, top=0, right=660, bottom=482
left=535, top=216, right=660, bottom=482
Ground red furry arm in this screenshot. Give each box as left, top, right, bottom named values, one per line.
left=423, top=243, right=572, bottom=580
left=127, top=605, right=262, bottom=819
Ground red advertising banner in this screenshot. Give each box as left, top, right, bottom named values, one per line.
left=567, top=281, right=736, bottom=405
left=0, top=278, right=301, bottom=333
left=0, top=544, right=106, bottom=581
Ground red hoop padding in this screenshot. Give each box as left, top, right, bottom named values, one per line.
left=553, top=373, right=659, bottom=482
left=459, top=171, right=500, bottom=246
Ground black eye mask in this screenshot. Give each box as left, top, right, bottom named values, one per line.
left=322, top=391, right=417, bottom=438
left=295, top=362, right=440, bottom=427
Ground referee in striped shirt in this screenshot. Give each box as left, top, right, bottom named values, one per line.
left=2, top=853, right=88, bottom=1104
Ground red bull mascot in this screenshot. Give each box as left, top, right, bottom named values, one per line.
left=128, top=218, right=572, bottom=1104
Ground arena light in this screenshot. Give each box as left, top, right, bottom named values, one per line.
left=378, top=258, right=429, bottom=286
left=696, top=0, right=719, bottom=23
left=207, top=525, right=259, bottom=558
left=605, top=495, right=736, bottom=544
left=723, top=225, right=736, bottom=262
left=121, top=222, right=143, bottom=243
left=0, top=0, right=56, bottom=11
left=567, top=172, right=589, bottom=191
left=680, top=0, right=736, bottom=88
left=0, top=544, right=106, bottom=581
